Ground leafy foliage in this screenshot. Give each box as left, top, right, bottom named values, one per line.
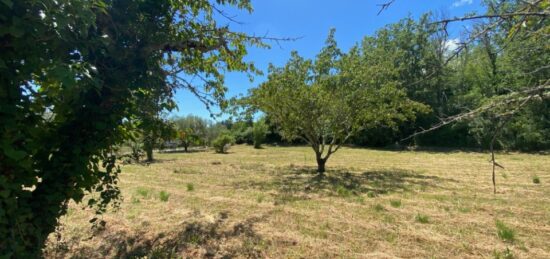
left=249, top=29, right=428, bottom=173
left=0, top=0, right=259, bottom=256
left=212, top=134, right=236, bottom=153
left=252, top=118, right=268, bottom=148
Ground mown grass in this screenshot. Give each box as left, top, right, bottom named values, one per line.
left=45, top=145, right=550, bottom=258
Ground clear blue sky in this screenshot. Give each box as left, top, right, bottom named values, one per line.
left=171, top=0, right=484, bottom=120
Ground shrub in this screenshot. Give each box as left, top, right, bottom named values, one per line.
left=159, top=191, right=170, bottom=202
left=532, top=175, right=540, bottom=184
left=186, top=183, right=195, bottom=192
left=496, top=220, right=515, bottom=243
left=212, top=134, right=235, bottom=153
left=415, top=213, right=429, bottom=224
left=253, top=119, right=268, bottom=149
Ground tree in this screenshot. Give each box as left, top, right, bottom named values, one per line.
left=0, top=0, right=262, bottom=256
left=212, top=134, right=235, bottom=153
left=252, top=118, right=268, bottom=148
left=173, top=115, right=208, bottom=152
left=250, top=30, right=428, bottom=173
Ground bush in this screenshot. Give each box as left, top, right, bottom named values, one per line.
left=212, top=134, right=235, bottom=153
left=253, top=119, right=268, bottom=149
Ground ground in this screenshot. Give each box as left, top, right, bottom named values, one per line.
left=45, top=145, right=550, bottom=258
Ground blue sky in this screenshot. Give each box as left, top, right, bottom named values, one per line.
left=172, top=0, right=484, bottom=120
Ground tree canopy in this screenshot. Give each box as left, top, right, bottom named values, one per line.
left=0, top=0, right=260, bottom=256
left=249, top=30, right=429, bottom=173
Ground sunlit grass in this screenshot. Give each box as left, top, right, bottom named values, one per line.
left=46, top=145, right=550, bottom=258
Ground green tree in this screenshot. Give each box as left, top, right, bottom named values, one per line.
left=0, top=0, right=259, bottom=255
left=250, top=30, right=428, bottom=173
left=173, top=115, right=208, bottom=152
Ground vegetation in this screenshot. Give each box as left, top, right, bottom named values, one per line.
left=1, top=0, right=548, bottom=257
left=249, top=30, right=428, bottom=173
left=173, top=115, right=208, bottom=152
left=0, top=0, right=259, bottom=256
left=252, top=119, right=268, bottom=149
left=496, top=220, right=516, bottom=243
left=212, top=134, right=236, bottom=154
left=43, top=145, right=550, bottom=258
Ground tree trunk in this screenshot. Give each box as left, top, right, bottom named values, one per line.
left=145, top=147, right=153, bottom=162
left=316, top=157, right=326, bottom=174
left=184, top=144, right=188, bottom=152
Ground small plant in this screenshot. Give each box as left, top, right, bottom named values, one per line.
left=212, top=134, right=235, bottom=153
left=186, top=183, right=195, bottom=192
left=390, top=199, right=402, bottom=208
left=496, top=220, right=515, bottom=243
left=532, top=175, right=540, bottom=184
left=159, top=191, right=170, bottom=202
left=493, top=247, right=515, bottom=259
left=135, top=187, right=150, bottom=198
left=256, top=194, right=265, bottom=203
left=415, top=213, right=429, bottom=224
left=335, top=185, right=352, bottom=198
left=367, top=191, right=376, bottom=198
left=373, top=204, right=385, bottom=212
left=131, top=197, right=141, bottom=204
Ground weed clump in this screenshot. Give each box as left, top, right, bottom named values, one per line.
left=187, top=183, right=195, bottom=192
left=496, top=220, right=515, bottom=243
left=415, top=213, right=429, bottom=224
left=532, top=175, right=540, bottom=184
left=159, top=191, right=170, bottom=202
left=390, top=199, right=401, bottom=208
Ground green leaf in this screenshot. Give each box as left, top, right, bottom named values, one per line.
left=4, top=148, right=26, bottom=161
left=1, top=0, right=13, bottom=8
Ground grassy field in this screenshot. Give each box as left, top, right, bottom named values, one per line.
left=45, top=145, right=550, bottom=258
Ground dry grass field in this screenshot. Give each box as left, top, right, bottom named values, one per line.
left=45, top=145, right=550, bottom=258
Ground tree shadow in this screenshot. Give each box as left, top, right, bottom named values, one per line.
left=234, top=166, right=453, bottom=204
left=45, top=212, right=271, bottom=258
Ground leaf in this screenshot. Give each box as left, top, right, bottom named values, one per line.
left=4, top=148, right=27, bottom=161
left=1, top=0, right=12, bottom=8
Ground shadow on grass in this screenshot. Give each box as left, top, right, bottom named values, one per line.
left=46, top=212, right=271, bottom=258
left=234, top=166, right=452, bottom=204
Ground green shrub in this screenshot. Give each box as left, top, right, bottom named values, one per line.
left=252, top=119, right=268, bottom=149
left=496, top=220, right=515, bottom=243
left=159, top=191, right=170, bottom=202
left=186, top=183, right=195, bottom=192
left=532, top=175, right=540, bottom=184
left=415, top=213, right=429, bottom=224
left=390, top=199, right=402, bottom=208
left=212, top=134, right=235, bottom=153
